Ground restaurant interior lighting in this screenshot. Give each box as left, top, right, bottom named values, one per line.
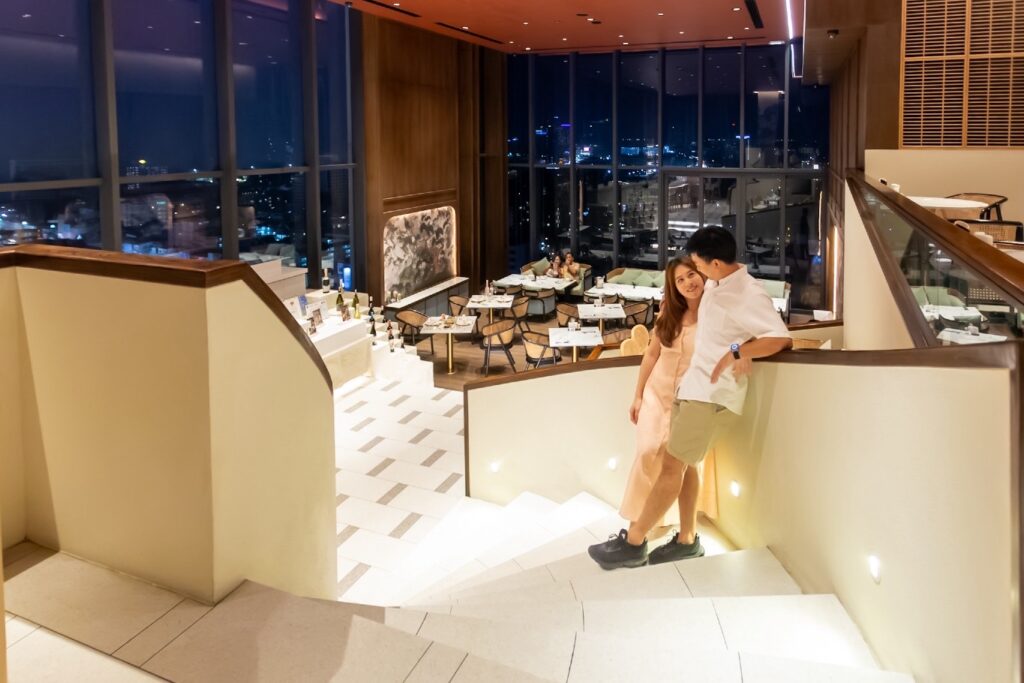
left=730, top=481, right=741, bottom=497
left=607, top=458, right=618, bottom=471
left=489, top=461, right=501, bottom=473
left=867, top=555, right=882, bottom=583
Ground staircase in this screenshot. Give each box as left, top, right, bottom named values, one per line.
left=3, top=376, right=914, bottom=681
left=4, top=492, right=914, bottom=681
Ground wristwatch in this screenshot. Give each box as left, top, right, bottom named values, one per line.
left=730, top=343, right=741, bottom=360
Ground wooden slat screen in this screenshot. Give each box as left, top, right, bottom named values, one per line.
left=902, top=0, right=1024, bottom=147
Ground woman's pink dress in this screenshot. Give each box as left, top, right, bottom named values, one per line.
left=618, top=323, right=718, bottom=524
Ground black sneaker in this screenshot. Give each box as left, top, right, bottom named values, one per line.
left=648, top=533, right=705, bottom=565
left=587, top=529, right=648, bottom=570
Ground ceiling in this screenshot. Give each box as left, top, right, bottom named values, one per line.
left=336, top=0, right=802, bottom=54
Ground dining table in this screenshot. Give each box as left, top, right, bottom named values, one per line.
left=584, top=282, right=663, bottom=302
left=494, top=273, right=576, bottom=292
left=577, top=303, right=626, bottom=335
left=466, top=293, right=513, bottom=325
left=548, top=326, right=602, bottom=362
left=420, top=315, right=478, bottom=375
left=909, top=196, right=988, bottom=211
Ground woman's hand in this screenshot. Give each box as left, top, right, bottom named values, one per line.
left=629, top=396, right=643, bottom=424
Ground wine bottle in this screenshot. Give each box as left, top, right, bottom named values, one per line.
left=321, top=268, right=331, bottom=293
left=369, top=307, right=377, bottom=341
left=352, top=291, right=362, bottom=319
left=387, top=321, right=395, bottom=352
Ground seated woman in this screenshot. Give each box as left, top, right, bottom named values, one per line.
left=619, top=255, right=717, bottom=536
left=561, top=252, right=581, bottom=280
left=544, top=255, right=563, bottom=278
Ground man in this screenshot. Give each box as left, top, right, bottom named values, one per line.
left=588, top=227, right=792, bottom=569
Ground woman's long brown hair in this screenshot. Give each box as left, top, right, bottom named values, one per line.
left=654, top=255, right=703, bottom=347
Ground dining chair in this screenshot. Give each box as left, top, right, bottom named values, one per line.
left=395, top=309, right=435, bottom=356
left=522, top=331, right=560, bottom=369
left=623, top=301, right=652, bottom=328
left=946, top=193, right=1008, bottom=221
left=506, top=295, right=532, bottom=336
left=526, top=287, right=557, bottom=318
left=480, top=319, right=518, bottom=376
left=556, top=302, right=579, bottom=327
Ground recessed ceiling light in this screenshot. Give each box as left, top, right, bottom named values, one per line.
left=727, top=35, right=734, bottom=39
left=619, top=34, right=624, bottom=38
left=509, top=40, right=515, bottom=44
left=525, top=47, right=532, bottom=50
left=587, top=17, right=595, bottom=22
left=678, top=31, right=685, bottom=35
left=392, top=2, right=400, bottom=5
left=146, top=25, right=154, bottom=29
left=562, top=37, right=567, bottom=41
left=733, top=6, right=741, bottom=10
left=744, top=26, right=750, bottom=30
left=622, top=42, right=629, bottom=45
left=657, top=12, right=664, bottom=16
left=194, top=19, right=201, bottom=24
left=21, top=13, right=31, bottom=19
left=523, top=21, right=529, bottom=25
left=769, top=40, right=785, bottom=45
left=461, top=26, right=469, bottom=30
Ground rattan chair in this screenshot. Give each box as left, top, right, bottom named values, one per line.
left=522, top=331, right=560, bottom=369
left=556, top=302, right=579, bottom=327
left=480, top=319, right=517, bottom=375
left=505, top=295, right=532, bottom=335
left=449, top=295, right=469, bottom=317
left=623, top=301, right=653, bottom=328
left=526, top=287, right=557, bottom=318
left=500, top=283, right=524, bottom=296
left=946, top=193, right=1008, bottom=221
left=395, top=309, right=435, bottom=356
left=954, top=219, right=1022, bottom=243
left=602, top=328, right=633, bottom=346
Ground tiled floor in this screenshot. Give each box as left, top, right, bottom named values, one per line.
left=333, top=375, right=470, bottom=604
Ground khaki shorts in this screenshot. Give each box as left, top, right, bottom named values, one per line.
left=666, top=400, right=735, bottom=466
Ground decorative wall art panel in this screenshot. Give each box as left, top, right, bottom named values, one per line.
left=383, top=206, right=457, bottom=299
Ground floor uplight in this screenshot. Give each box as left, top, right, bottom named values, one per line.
left=867, top=555, right=882, bottom=584
left=729, top=481, right=741, bottom=497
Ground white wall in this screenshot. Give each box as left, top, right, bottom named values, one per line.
left=842, top=184, right=915, bottom=350
left=866, top=149, right=1024, bottom=220
left=467, top=364, right=638, bottom=506
left=715, top=360, right=1013, bottom=683
left=0, top=268, right=24, bottom=547
left=207, top=281, right=337, bottom=601
left=5, top=265, right=336, bottom=604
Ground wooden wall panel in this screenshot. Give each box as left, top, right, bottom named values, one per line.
left=360, top=15, right=507, bottom=300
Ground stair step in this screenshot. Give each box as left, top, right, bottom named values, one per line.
left=392, top=593, right=879, bottom=674
left=434, top=547, right=801, bottom=607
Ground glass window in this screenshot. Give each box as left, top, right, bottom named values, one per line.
left=0, top=187, right=100, bottom=248
left=121, top=179, right=221, bottom=258
left=534, top=56, right=570, bottom=166
left=619, top=169, right=659, bottom=269
left=744, top=46, right=785, bottom=168
left=618, top=52, right=659, bottom=167
left=320, top=169, right=352, bottom=288
left=742, top=176, right=783, bottom=277
left=316, top=2, right=349, bottom=165
left=507, top=167, right=530, bottom=272
left=702, top=177, right=739, bottom=250
left=0, top=0, right=95, bottom=183
left=237, top=172, right=307, bottom=267
left=784, top=176, right=825, bottom=309
left=113, top=0, right=218, bottom=175
left=666, top=174, right=700, bottom=256
left=663, top=51, right=699, bottom=167
left=538, top=168, right=569, bottom=258
left=575, top=54, right=612, bottom=165
left=703, top=48, right=741, bottom=168
left=788, top=79, right=829, bottom=168
left=507, top=56, right=529, bottom=164
left=233, top=0, right=303, bottom=169
left=578, top=169, right=614, bottom=275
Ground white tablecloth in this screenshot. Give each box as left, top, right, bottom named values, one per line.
left=585, top=283, right=663, bottom=302
left=909, top=196, right=988, bottom=210
left=494, top=274, right=575, bottom=291
left=577, top=303, right=626, bottom=320
left=421, top=315, right=478, bottom=335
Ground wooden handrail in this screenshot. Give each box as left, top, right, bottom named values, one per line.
left=0, top=244, right=332, bottom=392
left=847, top=171, right=1024, bottom=349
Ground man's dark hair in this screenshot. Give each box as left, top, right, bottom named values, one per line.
left=685, top=227, right=738, bottom=264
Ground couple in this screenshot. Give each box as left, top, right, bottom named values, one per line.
left=589, top=227, right=792, bottom=569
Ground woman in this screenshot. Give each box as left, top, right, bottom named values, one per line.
left=544, top=255, right=563, bottom=278
left=561, top=251, right=581, bottom=280
left=619, top=256, right=717, bottom=532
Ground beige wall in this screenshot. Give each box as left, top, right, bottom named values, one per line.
left=1, top=268, right=24, bottom=547
left=5, top=266, right=335, bottom=604
left=206, top=281, right=336, bottom=601
left=866, top=149, right=1024, bottom=221
left=466, top=365, right=638, bottom=506
left=842, top=184, right=915, bottom=350
left=714, top=360, right=1013, bottom=683
left=17, top=268, right=216, bottom=599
